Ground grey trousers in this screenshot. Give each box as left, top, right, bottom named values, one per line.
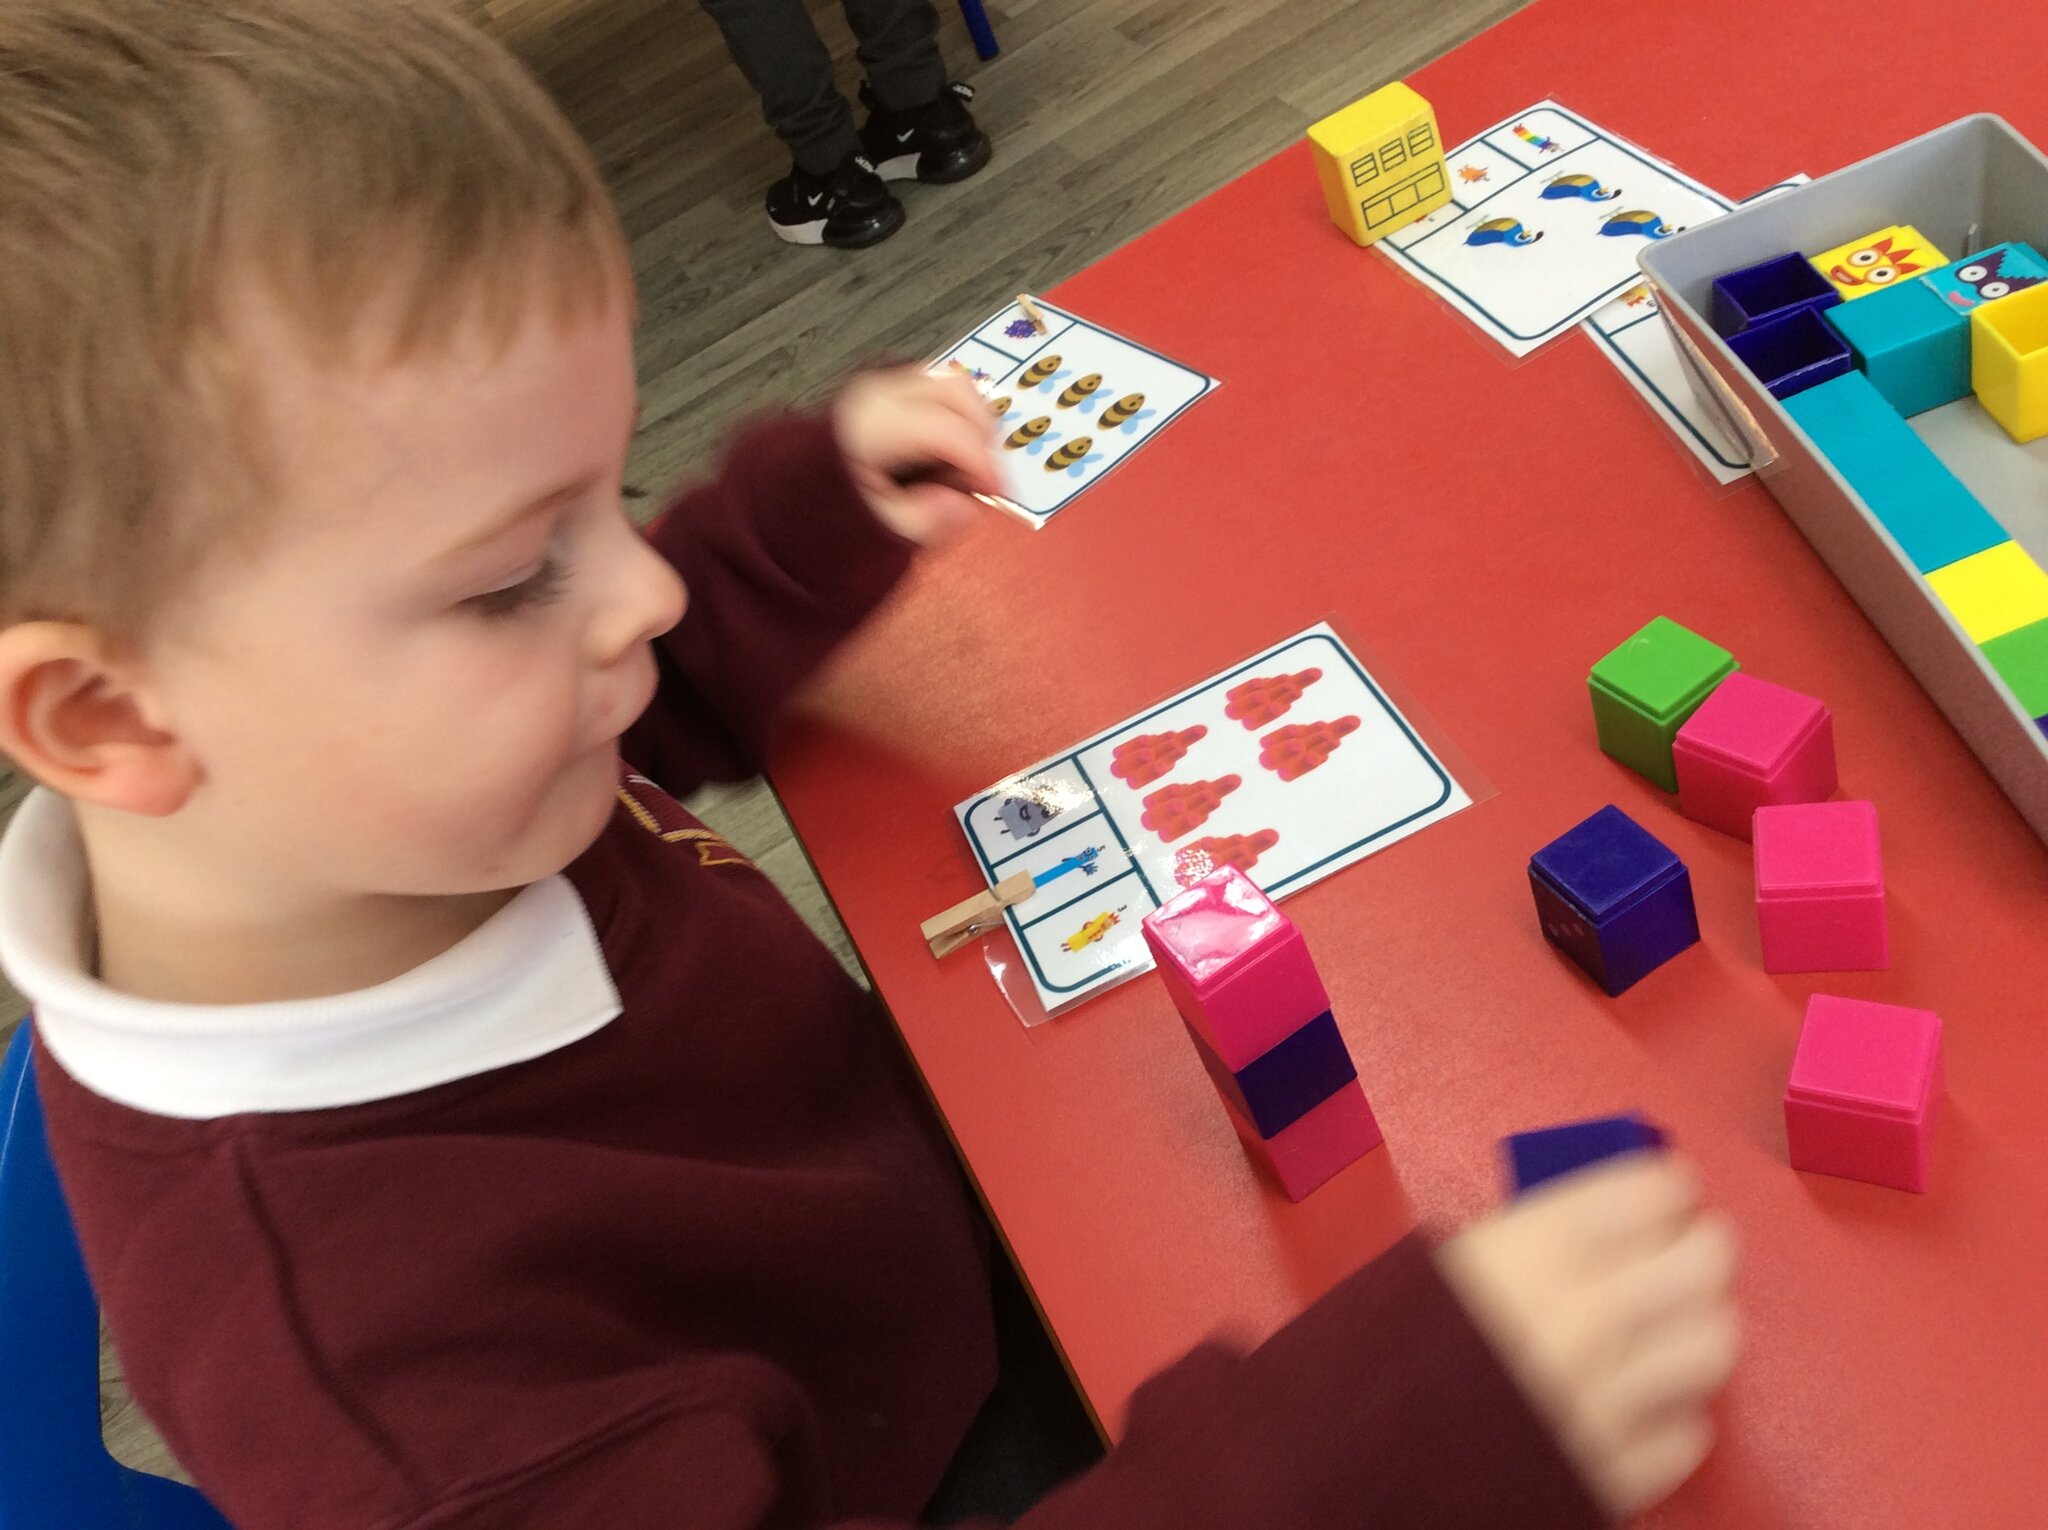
left=699, top=0, right=948, bottom=174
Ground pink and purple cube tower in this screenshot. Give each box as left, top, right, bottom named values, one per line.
left=1142, top=867, right=1382, bottom=1201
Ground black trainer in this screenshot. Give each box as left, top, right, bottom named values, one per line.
left=766, top=153, right=905, bottom=249
left=859, top=81, right=992, bottom=185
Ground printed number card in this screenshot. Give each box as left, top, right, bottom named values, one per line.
left=935, top=298, right=1218, bottom=524
left=1377, top=102, right=1730, bottom=356
left=953, top=623, right=1473, bottom=1015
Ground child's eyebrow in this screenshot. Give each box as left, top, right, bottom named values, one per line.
left=435, top=473, right=600, bottom=565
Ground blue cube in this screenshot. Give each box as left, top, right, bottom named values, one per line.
left=1784, top=372, right=2006, bottom=574
left=1506, top=1113, right=1668, bottom=1195
left=1825, top=279, right=1970, bottom=417
left=1528, top=806, right=1699, bottom=996
left=1183, top=1009, right=1357, bottom=1140
left=1726, top=307, right=1853, bottom=400
left=1710, top=251, right=1842, bottom=337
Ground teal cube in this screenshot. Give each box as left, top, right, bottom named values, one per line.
left=1922, top=242, right=2048, bottom=314
left=1826, top=279, right=1970, bottom=417
left=1784, top=373, right=2006, bottom=575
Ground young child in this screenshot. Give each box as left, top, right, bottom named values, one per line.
left=0, top=5, right=1739, bottom=1528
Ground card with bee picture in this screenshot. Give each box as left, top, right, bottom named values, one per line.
left=932, top=297, right=1218, bottom=523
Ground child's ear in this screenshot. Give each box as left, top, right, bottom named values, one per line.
left=0, top=621, right=201, bottom=816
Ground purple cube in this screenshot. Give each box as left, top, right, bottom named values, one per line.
left=1184, top=1009, right=1358, bottom=1139
left=1529, top=806, right=1701, bottom=996
left=1710, top=251, right=1843, bottom=336
left=1506, top=1113, right=1668, bottom=1195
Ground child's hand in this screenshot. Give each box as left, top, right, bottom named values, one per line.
left=834, top=368, right=1005, bottom=546
left=1435, top=1153, right=1740, bottom=1523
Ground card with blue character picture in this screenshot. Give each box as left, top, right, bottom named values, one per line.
left=953, top=623, right=1476, bottom=1018
left=931, top=297, right=1217, bottom=524
left=1379, top=102, right=1733, bottom=356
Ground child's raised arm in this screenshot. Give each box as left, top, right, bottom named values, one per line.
left=622, top=370, right=997, bottom=793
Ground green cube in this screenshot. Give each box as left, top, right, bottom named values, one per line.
left=1588, top=617, right=1738, bottom=791
left=1981, top=617, right=2048, bottom=717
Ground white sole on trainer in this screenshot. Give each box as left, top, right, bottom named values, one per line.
left=770, top=215, right=828, bottom=245
left=874, top=152, right=919, bottom=182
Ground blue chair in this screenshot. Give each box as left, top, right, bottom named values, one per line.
left=957, top=0, right=999, bottom=60
left=0, top=1024, right=232, bottom=1528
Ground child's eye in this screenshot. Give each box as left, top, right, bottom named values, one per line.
left=465, top=557, right=568, bottom=618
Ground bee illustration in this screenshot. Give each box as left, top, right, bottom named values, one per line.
left=1019, top=354, right=1068, bottom=390
left=1466, top=216, right=1543, bottom=247
left=1599, top=209, right=1682, bottom=241
left=987, top=393, right=1012, bottom=418
left=1541, top=173, right=1621, bottom=201
left=1097, top=392, right=1156, bottom=433
left=1045, top=436, right=1104, bottom=476
left=1055, top=373, right=1104, bottom=409
left=1004, top=416, right=1061, bottom=454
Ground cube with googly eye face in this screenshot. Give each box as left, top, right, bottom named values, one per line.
left=1923, top=241, right=2048, bottom=313
left=1808, top=224, right=1948, bottom=302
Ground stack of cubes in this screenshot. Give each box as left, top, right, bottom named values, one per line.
left=1709, top=233, right=2048, bottom=738
left=1142, top=867, right=1382, bottom=1201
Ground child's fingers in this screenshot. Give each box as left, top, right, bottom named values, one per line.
left=925, top=370, right=1003, bottom=430
left=1600, top=1414, right=1717, bottom=1518
left=1604, top=1211, right=1739, bottom=1340
left=910, top=407, right=1005, bottom=498
left=1601, top=1303, right=1742, bottom=1432
left=1528, top=1153, right=1703, bottom=1270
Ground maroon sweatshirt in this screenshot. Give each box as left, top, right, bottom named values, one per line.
left=31, top=417, right=1604, bottom=1529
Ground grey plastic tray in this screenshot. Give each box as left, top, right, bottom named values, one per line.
left=1639, top=115, right=2048, bottom=847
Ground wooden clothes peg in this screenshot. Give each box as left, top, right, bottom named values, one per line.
left=922, top=871, right=1036, bottom=958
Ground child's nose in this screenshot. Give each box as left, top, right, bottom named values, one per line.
left=591, top=521, right=686, bottom=664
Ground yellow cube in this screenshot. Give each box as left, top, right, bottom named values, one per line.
left=1307, top=81, right=1452, bottom=248
left=1926, top=540, right=2048, bottom=644
left=1808, top=225, right=1947, bottom=301
left=1971, top=279, right=2048, bottom=444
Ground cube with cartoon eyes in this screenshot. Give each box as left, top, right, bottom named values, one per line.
left=1808, top=224, right=1948, bottom=302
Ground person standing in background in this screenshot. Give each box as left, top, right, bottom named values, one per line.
left=699, top=0, right=991, bottom=248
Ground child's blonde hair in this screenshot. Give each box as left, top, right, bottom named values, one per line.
left=0, top=0, right=631, bottom=640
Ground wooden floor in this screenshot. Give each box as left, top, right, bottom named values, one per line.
left=17, top=0, right=1531, bottom=1485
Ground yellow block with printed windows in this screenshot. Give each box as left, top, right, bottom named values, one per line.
left=1307, top=81, right=1452, bottom=248
left=1971, top=279, right=2048, bottom=444
left=1925, top=540, right=2048, bottom=644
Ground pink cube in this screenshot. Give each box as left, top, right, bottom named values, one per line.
left=1220, top=1079, right=1383, bottom=1201
left=1784, top=994, right=1942, bottom=1192
left=1753, top=800, right=1888, bottom=972
left=1142, top=867, right=1332, bottom=1071
left=1673, top=672, right=1836, bottom=839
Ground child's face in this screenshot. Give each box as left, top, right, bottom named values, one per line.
left=144, top=279, right=685, bottom=899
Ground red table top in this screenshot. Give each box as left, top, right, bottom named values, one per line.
left=771, top=0, right=2048, bottom=1520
